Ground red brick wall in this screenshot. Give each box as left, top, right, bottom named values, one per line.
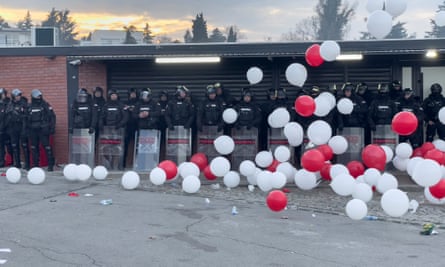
left=79, top=62, right=107, bottom=95
left=0, top=56, right=69, bottom=164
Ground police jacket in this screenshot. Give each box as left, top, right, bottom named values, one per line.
left=422, top=93, right=445, bottom=123
left=165, top=98, right=195, bottom=128
left=196, top=98, right=224, bottom=128
left=99, top=100, right=129, bottom=128
left=27, top=99, right=56, bottom=133
left=70, top=99, right=97, bottom=129
left=5, top=99, right=27, bottom=133
left=234, top=101, right=262, bottom=128
left=133, top=100, right=161, bottom=130
left=0, top=99, right=8, bottom=130
left=368, top=95, right=397, bottom=128
left=397, top=95, right=424, bottom=121
left=337, top=95, right=368, bottom=129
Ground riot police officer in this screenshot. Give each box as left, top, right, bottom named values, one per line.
left=214, top=82, right=235, bottom=108
left=422, top=83, right=445, bottom=141
left=165, top=86, right=195, bottom=130
left=233, top=88, right=261, bottom=129
left=133, top=89, right=161, bottom=130
left=197, top=85, right=224, bottom=132
left=27, top=89, right=56, bottom=171
left=368, top=83, right=397, bottom=132
left=390, top=80, right=403, bottom=103
left=356, top=82, right=376, bottom=105
left=93, top=87, right=105, bottom=133
left=124, top=88, right=139, bottom=167
left=69, top=88, right=97, bottom=134
left=99, top=89, right=129, bottom=130
left=0, top=88, right=11, bottom=167
left=158, top=90, right=169, bottom=130
left=337, top=83, right=368, bottom=132
left=397, top=88, right=423, bottom=148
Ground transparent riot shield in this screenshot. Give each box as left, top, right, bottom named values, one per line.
left=69, top=128, right=95, bottom=166
left=337, top=127, right=364, bottom=164
left=165, top=126, right=192, bottom=164
left=133, top=129, right=161, bottom=171
left=268, top=128, right=294, bottom=162
left=98, top=126, right=125, bottom=170
left=371, top=125, right=398, bottom=151
left=231, top=126, right=258, bottom=170
left=197, top=125, right=220, bottom=162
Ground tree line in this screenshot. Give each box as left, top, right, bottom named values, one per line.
left=1, top=1, right=445, bottom=45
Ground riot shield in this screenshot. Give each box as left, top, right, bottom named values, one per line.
left=165, top=126, right=192, bottom=164
left=337, top=127, right=364, bottom=164
left=268, top=128, right=294, bottom=163
left=98, top=126, right=125, bottom=170
left=197, top=125, right=220, bottom=162
left=371, top=125, right=398, bottom=151
left=69, top=128, right=95, bottom=166
left=231, top=126, right=258, bottom=170
left=133, top=129, right=161, bottom=171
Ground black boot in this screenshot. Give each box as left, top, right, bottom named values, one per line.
left=45, top=146, right=55, bottom=172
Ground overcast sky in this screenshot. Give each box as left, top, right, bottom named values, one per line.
left=0, top=0, right=443, bottom=41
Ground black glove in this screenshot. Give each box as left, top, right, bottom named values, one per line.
left=88, top=128, right=95, bottom=134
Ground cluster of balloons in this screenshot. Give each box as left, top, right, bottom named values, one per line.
left=305, top=41, right=341, bottom=67
left=62, top=164, right=108, bottom=181
left=366, top=0, right=408, bottom=39
left=5, top=167, right=46, bottom=185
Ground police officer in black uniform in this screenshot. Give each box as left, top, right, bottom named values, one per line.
left=197, top=85, right=224, bottom=133
left=133, top=88, right=161, bottom=130
left=27, top=89, right=56, bottom=171
left=214, top=82, right=235, bottom=108
left=422, top=83, right=445, bottom=142
left=123, top=88, right=139, bottom=167
left=397, top=88, right=423, bottom=148
left=69, top=88, right=97, bottom=134
left=165, top=86, right=195, bottom=131
left=92, top=87, right=105, bottom=132
left=337, top=83, right=368, bottom=132
left=99, top=89, right=129, bottom=130
left=233, top=88, right=261, bottom=129
left=368, top=83, right=397, bottom=133
left=390, top=80, right=403, bottom=104
left=0, top=88, right=12, bottom=167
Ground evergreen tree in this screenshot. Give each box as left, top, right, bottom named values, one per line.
left=143, top=23, right=154, bottom=44
left=184, top=29, right=193, bottom=43
left=17, top=10, right=33, bottom=30
left=426, top=1, right=445, bottom=38
left=0, top=16, right=10, bottom=28
left=209, top=28, right=226, bottom=42
left=227, top=26, right=237, bottom=42
left=123, top=25, right=137, bottom=44
left=315, top=0, right=355, bottom=40
left=191, top=13, right=208, bottom=42
left=41, top=8, right=79, bottom=45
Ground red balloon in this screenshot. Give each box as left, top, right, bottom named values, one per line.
left=391, top=111, right=418, bottom=136
left=412, top=147, right=424, bottom=158
left=317, top=144, right=334, bottom=161
left=429, top=179, right=445, bottom=199
left=361, top=144, right=386, bottom=171
left=267, top=159, right=280, bottom=172
left=320, top=162, right=332, bottom=181
left=421, top=142, right=435, bottom=155
left=305, top=44, right=324, bottom=67
left=190, top=153, right=208, bottom=171
left=158, top=160, right=178, bottom=180
left=424, top=149, right=445, bottom=165
left=266, top=190, right=288, bottom=212
left=294, top=95, right=316, bottom=117
left=301, top=149, right=325, bottom=172
left=203, top=165, right=217, bottom=180
left=347, top=161, right=365, bottom=178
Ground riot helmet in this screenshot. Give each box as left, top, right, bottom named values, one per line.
left=404, top=88, right=413, bottom=99
left=0, top=88, right=6, bottom=100
left=31, top=89, right=42, bottom=99
left=342, top=82, right=354, bottom=97
left=431, top=83, right=442, bottom=95
left=356, top=82, right=368, bottom=95
left=378, top=83, right=390, bottom=95
left=77, top=88, right=89, bottom=103
left=107, top=89, right=119, bottom=100
left=268, top=88, right=277, bottom=100
left=159, top=90, right=169, bottom=101
left=176, top=85, right=188, bottom=99
left=242, top=87, right=253, bottom=102
left=277, top=87, right=287, bottom=100
left=214, top=82, right=223, bottom=96
left=310, top=86, right=320, bottom=97
left=391, top=80, right=402, bottom=91
left=140, top=88, right=152, bottom=101
left=94, top=86, right=103, bottom=98
left=129, top=88, right=138, bottom=100
left=11, top=88, right=22, bottom=97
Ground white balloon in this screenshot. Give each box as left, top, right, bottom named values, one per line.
left=395, top=142, right=412, bottom=159
left=214, top=135, right=235, bottom=155
left=330, top=164, right=349, bottom=179
left=93, top=166, right=108, bottom=180
left=392, top=156, right=409, bottom=171
left=352, top=183, right=373, bottom=203
left=257, top=170, right=273, bottom=192
left=271, top=172, right=287, bottom=189
left=268, top=108, right=290, bottom=128
left=182, top=175, right=201, bottom=193
left=433, top=139, right=445, bottom=152
left=307, top=120, right=332, bottom=145
left=345, top=199, right=368, bottom=220
left=385, top=0, right=407, bottom=17
left=27, top=167, right=45, bottom=185
left=274, top=146, right=291, bottom=163
left=284, top=122, right=304, bottom=147
left=364, top=168, right=381, bottom=186
left=412, top=159, right=442, bottom=187
left=318, top=92, right=336, bottom=110
left=239, top=160, right=256, bottom=177
left=223, top=171, right=240, bottom=188
left=255, top=151, right=274, bottom=168
left=381, top=145, right=394, bottom=163
left=179, top=162, right=200, bottom=178
left=439, top=107, right=445, bottom=125
left=76, top=164, right=92, bottom=181
left=424, top=187, right=445, bottom=204
left=328, top=135, right=348, bottom=155
left=330, top=173, right=356, bottom=196
left=366, top=0, right=384, bottom=13
left=294, top=169, right=318, bottom=190
left=6, top=167, right=21, bottom=184
left=222, top=108, right=238, bottom=124
left=336, top=98, right=354, bottom=115
left=246, top=67, right=263, bottom=85
left=381, top=189, right=409, bottom=217
left=376, top=172, right=399, bottom=194
left=356, top=174, right=365, bottom=184
left=314, top=97, right=331, bottom=117
left=121, top=171, right=140, bottom=190
left=149, top=167, right=167, bottom=185
left=367, top=10, right=393, bottom=39
left=435, top=11, right=445, bottom=27
left=320, top=41, right=341, bottom=62
left=63, top=164, right=78, bottom=181
left=407, top=157, right=423, bottom=177
left=210, top=157, right=231, bottom=177
left=285, top=63, right=307, bottom=87
left=277, top=162, right=296, bottom=183
left=247, top=167, right=261, bottom=185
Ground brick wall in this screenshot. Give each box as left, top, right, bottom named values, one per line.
left=79, top=62, right=107, bottom=94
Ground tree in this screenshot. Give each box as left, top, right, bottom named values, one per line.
left=123, top=25, right=137, bottom=44
left=143, top=23, right=154, bottom=44
left=426, top=1, right=445, bottom=38
left=227, top=26, right=237, bottom=42
left=184, top=29, right=193, bottom=43
left=17, top=10, right=33, bottom=30
left=315, top=0, right=355, bottom=40
left=281, top=16, right=319, bottom=41
left=0, top=16, right=10, bottom=29
left=191, top=13, right=208, bottom=42
left=209, top=28, right=226, bottom=42
left=41, top=8, right=79, bottom=45
left=360, top=21, right=414, bottom=40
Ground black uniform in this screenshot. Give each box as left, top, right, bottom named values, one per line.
left=69, top=88, right=97, bottom=133
left=92, top=87, right=106, bottom=132
left=0, top=88, right=12, bottom=167
left=196, top=85, right=224, bottom=132
left=422, top=83, right=445, bottom=141
left=99, top=90, right=129, bottom=130
left=214, top=82, right=236, bottom=108
left=233, top=88, right=261, bottom=129
left=389, top=80, right=404, bottom=106
left=27, top=89, right=56, bottom=171
left=337, top=84, right=368, bottom=131
left=133, top=90, right=161, bottom=130
left=368, top=84, right=397, bottom=131
left=165, top=86, right=195, bottom=130
left=397, top=88, right=423, bottom=148
left=158, top=90, right=169, bottom=131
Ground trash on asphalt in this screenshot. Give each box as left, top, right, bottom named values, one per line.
left=364, top=215, right=378, bottom=221
left=409, top=199, right=419, bottom=214
left=68, top=192, right=79, bottom=197
left=49, top=199, right=57, bottom=202
left=205, top=198, right=210, bottom=205
left=312, top=214, right=316, bottom=218
left=210, top=183, right=220, bottom=190
left=420, top=223, right=438, bottom=235
left=248, top=185, right=255, bottom=192
left=281, top=216, right=289, bottom=219
left=84, top=193, right=94, bottom=197
left=231, top=206, right=238, bottom=215
left=100, top=199, right=113, bottom=205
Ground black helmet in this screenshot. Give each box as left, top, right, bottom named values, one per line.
left=356, top=82, right=368, bottom=94
left=242, top=87, right=253, bottom=97
left=94, top=86, right=103, bottom=96
left=77, top=88, right=89, bottom=103
left=277, top=87, right=287, bottom=99
left=391, top=80, right=402, bottom=90
left=404, top=87, right=413, bottom=95
left=431, top=83, right=442, bottom=94
left=31, top=89, right=42, bottom=99
left=140, top=88, right=152, bottom=100
left=214, top=82, right=223, bottom=89
left=11, top=88, right=22, bottom=97
left=159, top=90, right=168, bottom=98
left=310, top=86, right=320, bottom=97
left=107, top=89, right=118, bottom=98
left=176, top=85, right=189, bottom=97
left=378, top=83, right=390, bottom=94
left=342, top=82, right=354, bottom=92
left=206, top=85, right=216, bottom=96
left=268, top=88, right=277, bottom=98
left=129, top=88, right=138, bottom=98
left=0, top=88, right=6, bottom=97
